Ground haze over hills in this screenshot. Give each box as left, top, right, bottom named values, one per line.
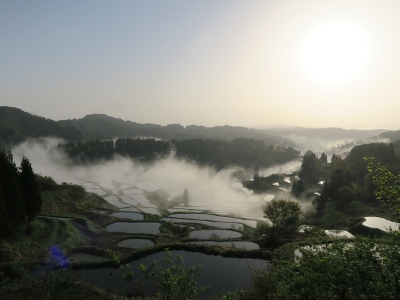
left=0, top=106, right=395, bottom=152
left=262, top=127, right=387, bottom=139
left=58, top=113, right=295, bottom=147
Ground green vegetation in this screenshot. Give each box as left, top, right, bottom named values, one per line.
left=227, top=154, right=400, bottom=300
left=4, top=124, right=400, bottom=299
left=121, top=249, right=205, bottom=300
left=263, top=199, right=301, bottom=233
left=0, top=150, right=42, bottom=238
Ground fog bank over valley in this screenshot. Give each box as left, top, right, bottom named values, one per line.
left=12, top=138, right=306, bottom=218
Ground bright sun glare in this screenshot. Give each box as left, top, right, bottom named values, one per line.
left=301, top=23, right=368, bottom=83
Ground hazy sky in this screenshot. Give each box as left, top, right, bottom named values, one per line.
left=2, top=0, right=400, bottom=129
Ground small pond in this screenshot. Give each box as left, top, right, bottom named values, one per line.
left=106, top=222, right=161, bottom=234
left=167, top=214, right=257, bottom=228
left=189, top=230, right=242, bottom=239
left=162, top=217, right=244, bottom=230
left=117, top=238, right=155, bottom=249
left=110, top=212, right=144, bottom=221
left=68, top=253, right=107, bottom=263
left=73, top=250, right=270, bottom=297
left=190, top=241, right=260, bottom=250
left=363, top=217, right=400, bottom=232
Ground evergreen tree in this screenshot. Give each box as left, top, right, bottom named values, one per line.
left=291, top=180, right=297, bottom=195
left=320, top=152, right=328, bottom=164
left=0, top=150, right=25, bottom=236
left=299, top=150, right=319, bottom=181
left=20, top=156, right=42, bottom=223
left=0, top=188, right=8, bottom=238
left=291, top=180, right=305, bottom=197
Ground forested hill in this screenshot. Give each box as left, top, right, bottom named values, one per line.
left=0, top=108, right=292, bottom=148
left=0, top=107, right=82, bottom=147
left=380, top=130, right=400, bottom=142
left=264, top=127, right=387, bottom=139
left=58, top=113, right=294, bottom=147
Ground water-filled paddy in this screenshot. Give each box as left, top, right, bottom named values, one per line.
left=190, top=241, right=260, bottom=250
left=162, top=218, right=244, bottom=230
left=117, top=238, right=155, bottom=249
left=106, top=222, right=161, bottom=234
left=110, top=212, right=144, bottom=220
left=119, top=196, right=138, bottom=206
left=167, top=213, right=257, bottom=228
left=189, top=230, right=242, bottom=239
left=73, top=250, right=270, bottom=297
left=363, top=217, right=400, bottom=232
left=135, top=198, right=156, bottom=208
left=123, top=189, right=143, bottom=195
left=104, top=196, right=130, bottom=208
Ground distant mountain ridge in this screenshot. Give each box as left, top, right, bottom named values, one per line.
left=0, top=106, right=393, bottom=150
left=58, top=113, right=295, bottom=147
left=0, top=106, right=82, bottom=147
left=380, top=130, right=400, bottom=142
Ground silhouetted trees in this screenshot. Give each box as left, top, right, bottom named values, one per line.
left=20, top=156, right=43, bottom=224
left=291, top=180, right=305, bottom=197
left=59, top=137, right=300, bottom=169
left=0, top=150, right=41, bottom=237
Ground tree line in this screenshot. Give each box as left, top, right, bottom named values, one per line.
left=0, top=150, right=42, bottom=238
left=59, top=137, right=300, bottom=169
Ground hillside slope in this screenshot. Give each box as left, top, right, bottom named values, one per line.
left=0, top=106, right=82, bottom=146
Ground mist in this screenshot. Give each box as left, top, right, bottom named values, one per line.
left=12, top=138, right=274, bottom=217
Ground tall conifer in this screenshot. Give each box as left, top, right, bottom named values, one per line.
left=20, top=156, right=42, bottom=223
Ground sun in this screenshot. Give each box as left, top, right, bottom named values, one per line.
left=301, top=23, right=368, bottom=83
